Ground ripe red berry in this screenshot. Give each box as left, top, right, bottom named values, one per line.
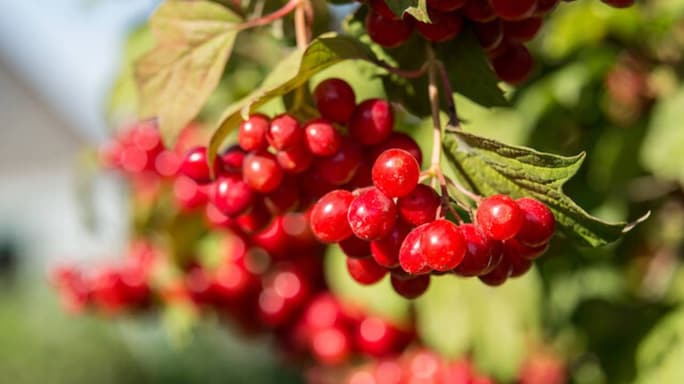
left=413, top=10, right=463, bottom=42
left=339, top=236, right=372, bottom=259
left=474, top=20, right=504, bottom=51
left=366, top=10, right=414, bottom=48
left=264, top=177, right=300, bottom=214
left=453, top=223, right=500, bottom=277
left=534, top=0, right=560, bottom=15
left=311, top=326, right=352, bottom=365
left=310, top=190, right=355, bottom=243
left=349, top=99, right=395, bottom=145
left=421, top=219, right=466, bottom=272
left=397, top=184, right=441, bottom=226
left=368, top=132, right=423, bottom=166
left=316, top=138, right=362, bottom=185
left=515, top=197, right=555, bottom=247
left=369, top=0, right=399, bottom=19
left=276, top=143, right=313, bottom=173
left=508, top=251, right=533, bottom=278
left=503, top=17, right=543, bottom=43
left=242, top=152, right=284, bottom=193
left=489, top=0, right=537, bottom=21
left=490, top=43, right=534, bottom=84
left=210, top=175, right=254, bottom=217
left=463, top=0, right=497, bottom=22
left=235, top=199, right=272, bottom=233
left=371, top=223, right=410, bottom=268
left=390, top=274, right=430, bottom=299
left=476, top=194, right=524, bottom=241
left=304, top=119, right=342, bottom=156
left=348, top=187, right=398, bottom=241
left=372, top=149, right=421, bottom=198
left=313, top=79, right=356, bottom=124
left=478, top=255, right=511, bottom=286
left=504, top=238, right=548, bottom=261
left=347, top=257, right=388, bottom=285
left=355, top=316, right=410, bottom=357
left=398, top=225, right=431, bottom=275
left=268, top=113, right=303, bottom=150
left=427, top=0, right=467, bottom=12
left=220, top=145, right=246, bottom=174
left=238, top=114, right=269, bottom=151
left=179, top=146, right=222, bottom=184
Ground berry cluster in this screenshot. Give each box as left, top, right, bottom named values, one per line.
left=364, top=0, right=635, bottom=84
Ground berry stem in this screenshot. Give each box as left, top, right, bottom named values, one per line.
left=239, top=0, right=302, bottom=31
left=294, top=0, right=312, bottom=49
left=426, top=45, right=442, bottom=172
left=436, top=60, right=460, bottom=129
left=377, top=62, right=430, bottom=79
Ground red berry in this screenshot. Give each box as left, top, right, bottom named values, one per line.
left=474, top=20, right=504, bottom=51
left=235, top=199, right=272, bottom=233
left=391, top=274, right=430, bottom=299
left=421, top=219, right=466, bottom=271
left=313, top=79, right=356, bottom=124
left=369, top=0, right=399, bottom=19
left=371, top=222, right=410, bottom=268
left=268, top=113, right=303, bottom=150
left=179, top=146, right=221, bottom=184
left=601, top=0, right=635, bottom=8
left=316, top=138, right=362, bottom=185
left=349, top=99, right=395, bottom=145
left=310, top=190, right=355, bottom=243
left=478, top=255, right=511, bottom=286
left=534, top=0, right=560, bottom=15
left=515, top=197, right=555, bottom=247
left=453, top=223, right=500, bottom=277
left=508, top=251, right=533, bottom=278
left=303, top=118, right=342, bottom=156
left=428, top=0, right=467, bottom=12
left=476, top=194, right=523, bottom=241
left=504, top=238, right=548, bottom=261
left=372, top=149, right=421, bottom=198
left=348, top=187, right=398, bottom=241
left=242, top=152, right=284, bottom=193
left=464, top=0, right=496, bottom=22
left=503, top=17, right=543, bottom=43
left=366, top=11, right=413, bottom=48
left=264, top=177, right=300, bottom=214
left=397, top=184, right=441, bottom=226
left=490, top=0, right=537, bottom=21
left=311, top=326, right=352, bottom=365
left=220, top=145, right=246, bottom=174
left=345, top=161, right=374, bottom=190
left=398, top=225, right=431, bottom=274
left=490, top=43, right=534, bottom=84
left=276, top=143, right=313, bottom=174
left=355, top=316, right=410, bottom=357
left=339, top=236, right=372, bottom=258
left=413, top=10, right=463, bottom=42
left=347, top=257, right=388, bottom=285
left=368, top=132, right=423, bottom=166
left=238, top=114, right=269, bottom=151
left=210, top=175, right=254, bottom=217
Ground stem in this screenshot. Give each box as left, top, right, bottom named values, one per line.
left=239, top=0, right=301, bottom=30
left=426, top=46, right=442, bottom=170
left=436, top=60, right=460, bottom=128
left=445, top=176, right=482, bottom=203
left=294, top=4, right=308, bottom=49
left=378, top=62, right=429, bottom=79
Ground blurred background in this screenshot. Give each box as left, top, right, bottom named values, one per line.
left=1, top=0, right=684, bottom=383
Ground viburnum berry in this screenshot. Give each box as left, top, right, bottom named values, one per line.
left=242, top=152, right=284, bottom=193
left=339, top=236, right=372, bottom=259
left=264, top=177, right=300, bottom=214
left=303, top=118, right=342, bottom=156
left=372, top=148, right=421, bottom=198
left=397, top=184, right=441, bottom=226
left=398, top=224, right=431, bottom=274
left=210, top=175, right=254, bottom=217
left=508, top=251, right=534, bottom=278
left=220, top=145, right=246, bottom=174
left=474, top=20, right=504, bottom=51
left=489, top=0, right=537, bottom=21
left=390, top=274, right=431, bottom=299
left=346, top=257, right=388, bottom=285
left=503, top=17, right=543, bottom=43
left=421, top=219, right=466, bottom=272
left=366, top=10, right=413, bottom=48
left=310, top=326, right=352, bottom=365
left=412, top=10, right=463, bottom=42
left=534, top=0, right=560, bottom=16
left=478, top=255, right=511, bottom=286
left=313, top=79, right=356, bottom=124
left=515, top=197, right=556, bottom=247
left=349, top=99, right=395, bottom=145
left=476, top=194, right=524, bottom=241
left=463, top=0, right=497, bottom=22
left=238, top=114, right=269, bottom=151
left=355, top=316, right=411, bottom=357
left=370, top=222, right=410, bottom=268
left=276, top=143, right=313, bottom=174
left=427, top=0, right=467, bottom=12
left=347, top=187, right=398, bottom=241
left=235, top=199, right=272, bottom=233
left=453, top=223, right=500, bottom=277
left=316, top=138, right=362, bottom=185
left=368, top=132, right=423, bottom=165
left=369, top=0, right=399, bottom=20
left=490, top=43, right=534, bottom=84
left=179, top=146, right=221, bottom=184
left=268, top=113, right=303, bottom=150
left=505, top=238, right=548, bottom=261
left=310, top=190, right=355, bottom=243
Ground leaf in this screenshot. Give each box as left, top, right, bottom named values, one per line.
left=135, top=0, right=242, bottom=146
left=443, top=129, right=647, bottom=247
left=208, top=34, right=379, bottom=164
left=635, top=308, right=684, bottom=384
left=384, top=0, right=431, bottom=23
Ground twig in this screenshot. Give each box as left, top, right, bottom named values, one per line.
left=239, top=0, right=301, bottom=30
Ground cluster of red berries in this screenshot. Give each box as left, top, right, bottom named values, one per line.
left=310, top=145, right=556, bottom=298
left=52, top=240, right=156, bottom=314
left=364, top=0, right=635, bottom=84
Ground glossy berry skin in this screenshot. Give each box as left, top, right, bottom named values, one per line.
left=268, top=113, right=303, bottom=150
left=348, top=187, right=397, bottom=241
left=349, top=99, right=395, bottom=145
left=503, top=17, right=543, bottom=43
left=390, top=274, right=430, bottom=299
left=490, top=0, right=537, bottom=21
left=242, top=152, right=284, bottom=193
left=179, top=146, right=222, bottom=184
left=313, top=79, right=356, bottom=124
left=464, top=0, right=497, bottom=22
left=474, top=20, right=504, bottom=51
left=397, top=184, right=441, bottom=226
left=476, top=194, right=524, bottom=241
left=304, top=119, right=342, bottom=156
left=491, top=43, right=534, bottom=85
left=427, top=0, right=467, bottom=12
left=210, top=175, right=254, bottom=217
left=372, top=149, right=420, bottom=198
left=238, top=114, right=269, bottom=151
left=366, top=11, right=413, bottom=48
left=316, top=138, right=362, bottom=185
left=368, top=132, right=423, bottom=166
left=508, top=252, right=533, bottom=278
left=515, top=197, right=555, bottom=246
left=421, top=219, right=466, bottom=272
left=310, top=190, right=355, bottom=243
left=339, top=236, right=372, bottom=259
left=505, top=238, right=548, bottom=261
left=220, top=145, right=246, bottom=174
left=346, top=257, right=388, bottom=285
left=264, top=177, right=300, bottom=214
left=398, top=224, right=431, bottom=275
left=276, top=144, right=313, bottom=174
left=235, top=200, right=271, bottom=233
left=478, top=255, right=511, bottom=286
left=413, top=11, right=463, bottom=42
left=371, top=222, right=410, bottom=268
left=355, top=316, right=411, bottom=357
left=453, top=223, right=500, bottom=277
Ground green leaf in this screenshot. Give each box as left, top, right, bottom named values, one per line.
left=384, top=0, right=431, bottom=23
left=208, top=34, right=379, bottom=164
left=635, top=308, right=684, bottom=384
left=442, top=130, right=647, bottom=247
left=135, top=0, right=242, bottom=146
